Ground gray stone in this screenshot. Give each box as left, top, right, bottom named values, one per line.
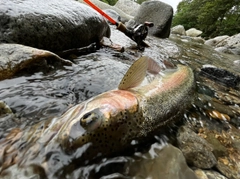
left=0, top=101, right=13, bottom=116
left=205, top=35, right=229, bottom=46
left=0, top=43, right=72, bottom=80
left=177, top=126, right=217, bottom=169
left=133, top=0, right=173, bottom=38
left=0, top=0, right=110, bottom=52
left=234, top=60, right=240, bottom=66
left=195, top=169, right=228, bottom=179
left=128, top=144, right=198, bottom=179
left=114, top=0, right=140, bottom=16
left=186, top=28, right=202, bottom=37
left=215, top=46, right=240, bottom=55
left=79, top=0, right=133, bottom=22
left=216, top=33, right=240, bottom=48
left=103, top=9, right=122, bottom=23
left=217, top=159, right=240, bottom=179
left=171, top=25, right=186, bottom=36
left=214, top=47, right=230, bottom=53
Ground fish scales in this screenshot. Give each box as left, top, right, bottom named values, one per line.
left=0, top=57, right=195, bottom=177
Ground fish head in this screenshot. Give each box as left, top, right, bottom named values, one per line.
left=58, top=90, right=139, bottom=153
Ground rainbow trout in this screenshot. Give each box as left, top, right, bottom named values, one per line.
left=0, top=56, right=195, bottom=177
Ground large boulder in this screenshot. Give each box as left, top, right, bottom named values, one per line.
left=128, top=0, right=173, bottom=38
left=114, top=0, right=140, bottom=16
left=0, top=0, right=110, bottom=52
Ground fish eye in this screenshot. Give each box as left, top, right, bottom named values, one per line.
left=82, top=113, right=92, bottom=120
left=80, top=108, right=103, bottom=131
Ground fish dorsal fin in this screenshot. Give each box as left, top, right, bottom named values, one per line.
left=118, top=56, right=161, bottom=90
left=147, top=56, right=161, bottom=75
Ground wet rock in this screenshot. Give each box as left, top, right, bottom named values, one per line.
left=217, top=158, right=240, bottom=179
left=195, top=169, right=228, bottom=179
left=0, top=0, right=110, bottom=52
left=79, top=0, right=133, bottom=22
left=0, top=101, right=12, bottom=116
left=214, top=33, right=240, bottom=55
left=192, top=37, right=205, bottom=44
left=103, top=9, right=122, bottom=23
left=200, top=65, right=240, bottom=88
left=171, top=25, right=186, bottom=36
left=198, top=128, right=240, bottom=179
left=214, top=46, right=231, bottom=54
left=128, top=144, right=198, bottom=179
left=177, top=126, right=217, bottom=169
left=216, top=33, right=240, bottom=48
left=0, top=43, right=72, bottom=80
left=205, top=35, right=229, bottom=47
left=204, top=133, right=228, bottom=158
left=130, top=0, right=173, bottom=38
left=114, top=0, right=140, bottom=16
left=234, top=60, right=240, bottom=66
left=186, top=28, right=203, bottom=37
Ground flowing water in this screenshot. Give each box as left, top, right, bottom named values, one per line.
left=0, top=30, right=240, bottom=178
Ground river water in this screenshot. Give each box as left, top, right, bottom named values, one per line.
left=0, top=28, right=239, bottom=178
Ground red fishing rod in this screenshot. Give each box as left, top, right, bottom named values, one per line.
left=84, top=0, right=153, bottom=50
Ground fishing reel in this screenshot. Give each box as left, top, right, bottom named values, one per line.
left=117, top=22, right=154, bottom=50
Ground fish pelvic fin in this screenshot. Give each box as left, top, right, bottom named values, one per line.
left=118, top=56, right=161, bottom=90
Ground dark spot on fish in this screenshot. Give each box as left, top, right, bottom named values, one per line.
left=129, top=129, right=132, bottom=132
left=128, top=122, right=132, bottom=125
left=104, top=128, right=107, bottom=131
left=82, top=139, right=85, bottom=142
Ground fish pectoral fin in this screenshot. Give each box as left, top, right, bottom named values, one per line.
left=118, top=56, right=161, bottom=90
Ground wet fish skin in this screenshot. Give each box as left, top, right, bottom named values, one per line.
left=59, top=64, right=195, bottom=160
left=0, top=57, right=195, bottom=177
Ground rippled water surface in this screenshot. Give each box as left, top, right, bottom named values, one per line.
left=0, top=32, right=240, bottom=178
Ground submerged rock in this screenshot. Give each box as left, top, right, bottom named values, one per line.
left=130, top=0, right=173, bottom=38
left=0, top=0, right=110, bottom=52
left=0, top=43, right=72, bottom=80
left=128, top=144, right=198, bottom=179
left=177, top=126, right=217, bottom=169
left=0, top=101, right=12, bottom=117
left=200, top=65, right=240, bottom=88
left=195, top=169, right=228, bottom=179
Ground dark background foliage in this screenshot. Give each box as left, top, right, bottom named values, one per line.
left=172, top=0, right=240, bottom=38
